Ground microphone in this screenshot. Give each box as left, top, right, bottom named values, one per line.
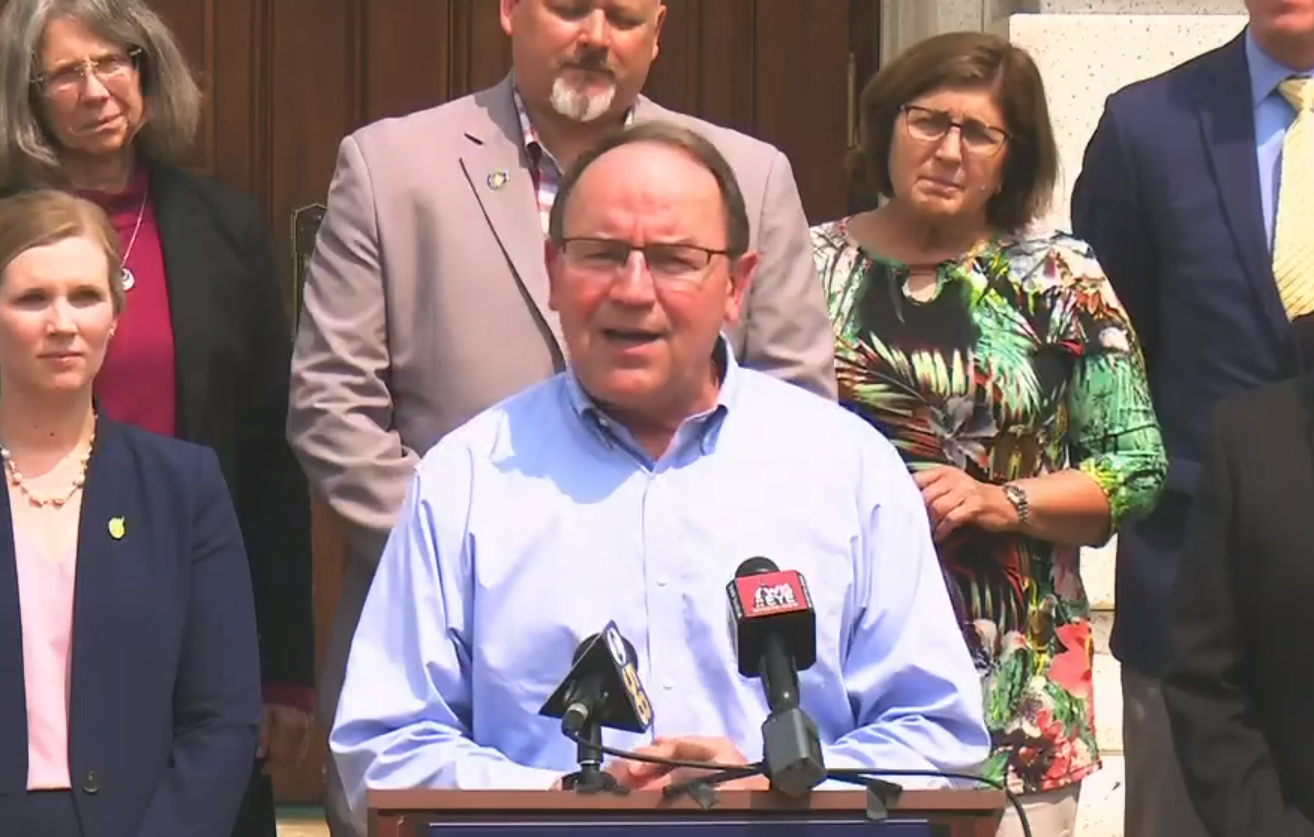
left=539, top=621, right=653, bottom=796
left=726, top=556, right=825, bottom=797
left=539, top=621, right=653, bottom=735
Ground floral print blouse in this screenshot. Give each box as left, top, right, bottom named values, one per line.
left=812, top=219, right=1166, bottom=794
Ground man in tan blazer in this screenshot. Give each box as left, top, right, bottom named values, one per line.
left=287, top=3, right=834, bottom=831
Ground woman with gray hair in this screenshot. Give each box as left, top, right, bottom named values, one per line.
left=0, top=2, right=314, bottom=837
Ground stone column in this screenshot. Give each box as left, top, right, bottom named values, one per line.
left=999, top=1, right=1247, bottom=228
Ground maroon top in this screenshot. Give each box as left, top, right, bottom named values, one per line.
left=83, top=168, right=178, bottom=439
left=80, top=169, right=313, bottom=713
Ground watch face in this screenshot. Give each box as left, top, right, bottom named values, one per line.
left=1004, top=484, right=1027, bottom=514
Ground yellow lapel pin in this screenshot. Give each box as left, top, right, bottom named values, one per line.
left=108, top=517, right=126, bottom=540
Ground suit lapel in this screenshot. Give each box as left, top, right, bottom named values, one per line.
left=66, top=422, right=127, bottom=765
left=1197, top=36, right=1291, bottom=340
left=149, top=165, right=211, bottom=442
left=0, top=485, right=25, bottom=790
left=461, top=77, right=565, bottom=355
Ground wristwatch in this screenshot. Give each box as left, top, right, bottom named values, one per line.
left=1002, top=482, right=1030, bottom=524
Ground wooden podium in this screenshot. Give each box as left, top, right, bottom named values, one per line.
left=367, top=788, right=1006, bottom=837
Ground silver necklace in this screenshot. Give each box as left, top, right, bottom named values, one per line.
left=119, top=188, right=148, bottom=292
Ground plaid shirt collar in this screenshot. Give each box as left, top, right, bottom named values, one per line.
left=511, top=84, right=636, bottom=173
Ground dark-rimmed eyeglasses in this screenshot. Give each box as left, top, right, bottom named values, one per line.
left=557, top=238, right=732, bottom=285
left=901, top=105, right=1009, bottom=156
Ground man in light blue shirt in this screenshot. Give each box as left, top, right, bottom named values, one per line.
left=330, top=119, right=989, bottom=828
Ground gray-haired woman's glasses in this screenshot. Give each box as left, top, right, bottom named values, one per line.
left=32, top=47, right=143, bottom=97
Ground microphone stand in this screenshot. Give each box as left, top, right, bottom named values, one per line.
left=560, top=718, right=628, bottom=796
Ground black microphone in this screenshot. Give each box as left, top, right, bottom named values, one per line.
left=539, top=621, right=653, bottom=736
left=539, top=621, right=653, bottom=795
left=726, top=556, right=825, bottom=797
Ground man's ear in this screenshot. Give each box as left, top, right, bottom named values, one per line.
left=499, top=0, right=519, bottom=36
left=723, top=251, right=759, bottom=326
left=651, top=2, right=667, bottom=60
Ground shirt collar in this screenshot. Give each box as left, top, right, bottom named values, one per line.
left=511, top=81, right=636, bottom=167
left=1246, top=27, right=1314, bottom=108
left=564, top=333, right=741, bottom=456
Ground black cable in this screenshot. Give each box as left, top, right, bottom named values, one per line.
left=564, top=726, right=751, bottom=771
left=827, top=768, right=1032, bottom=837
left=563, top=728, right=1032, bottom=837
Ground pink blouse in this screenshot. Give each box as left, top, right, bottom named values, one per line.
left=15, top=534, right=76, bottom=790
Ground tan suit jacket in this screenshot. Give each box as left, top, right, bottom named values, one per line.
left=287, top=75, right=836, bottom=722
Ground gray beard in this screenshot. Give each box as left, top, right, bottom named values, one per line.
left=549, top=76, right=617, bottom=122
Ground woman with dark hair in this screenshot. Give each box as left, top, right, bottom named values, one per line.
left=811, top=31, right=1166, bottom=836
left=0, top=2, right=315, bottom=836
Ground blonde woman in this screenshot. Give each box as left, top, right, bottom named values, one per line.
left=0, top=190, right=260, bottom=837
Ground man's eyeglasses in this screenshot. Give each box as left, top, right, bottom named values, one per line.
left=901, top=105, right=1009, bottom=156
left=557, top=238, right=732, bottom=285
left=33, top=47, right=143, bottom=97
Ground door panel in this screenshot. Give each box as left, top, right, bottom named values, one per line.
left=0, top=0, right=879, bottom=804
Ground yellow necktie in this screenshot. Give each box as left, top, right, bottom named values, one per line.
left=1274, top=77, right=1314, bottom=319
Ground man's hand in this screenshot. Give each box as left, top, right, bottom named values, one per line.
left=605, top=736, right=766, bottom=792
left=913, top=466, right=1019, bottom=542
left=257, top=703, right=313, bottom=774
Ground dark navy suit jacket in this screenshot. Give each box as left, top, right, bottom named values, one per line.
left=1072, top=32, right=1295, bottom=677
left=0, top=419, right=262, bottom=837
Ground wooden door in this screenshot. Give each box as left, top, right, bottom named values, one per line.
left=3, top=0, right=880, bottom=804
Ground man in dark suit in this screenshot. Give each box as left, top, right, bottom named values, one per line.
left=1071, top=2, right=1314, bottom=834
left=1163, top=315, right=1314, bottom=837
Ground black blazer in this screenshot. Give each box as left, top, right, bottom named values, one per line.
left=1163, top=374, right=1314, bottom=837
left=1071, top=33, right=1295, bottom=676
left=0, top=165, right=315, bottom=695
left=0, top=419, right=261, bottom=837
left=140, top=164, right=314, bottom=693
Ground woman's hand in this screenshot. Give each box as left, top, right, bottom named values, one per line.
left=258, top=704, right=313, bottom=774
left=913, top=466, right=1020, bottom=542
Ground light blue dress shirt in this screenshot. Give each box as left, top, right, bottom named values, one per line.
left=1247, top=29, right=1314, bottom=249
left=329, top=341, right=990, bottom=825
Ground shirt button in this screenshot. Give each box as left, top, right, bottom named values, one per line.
left=82, top=770, right=101, bottom=794
left=656, top=574, right=669, bottom=586
left=662, top=680, right=675, bottom=691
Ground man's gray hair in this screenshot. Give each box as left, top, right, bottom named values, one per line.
left=0, top=0, right=201, bottom=189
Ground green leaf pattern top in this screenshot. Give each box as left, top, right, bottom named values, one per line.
left=813, top=220, right=1167, bottom=794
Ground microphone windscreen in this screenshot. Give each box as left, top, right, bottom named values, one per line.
left=572, top=633, right=600, bottom=665
left=735, top=556, right=778, bottom=577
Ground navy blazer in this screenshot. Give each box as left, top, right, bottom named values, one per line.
left=1072, top=32, right=1293, bottom=676
left=0, top=419, right=262, bottom=837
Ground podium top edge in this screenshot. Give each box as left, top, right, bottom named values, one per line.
left=367, top=788, right=1006, bottom=814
